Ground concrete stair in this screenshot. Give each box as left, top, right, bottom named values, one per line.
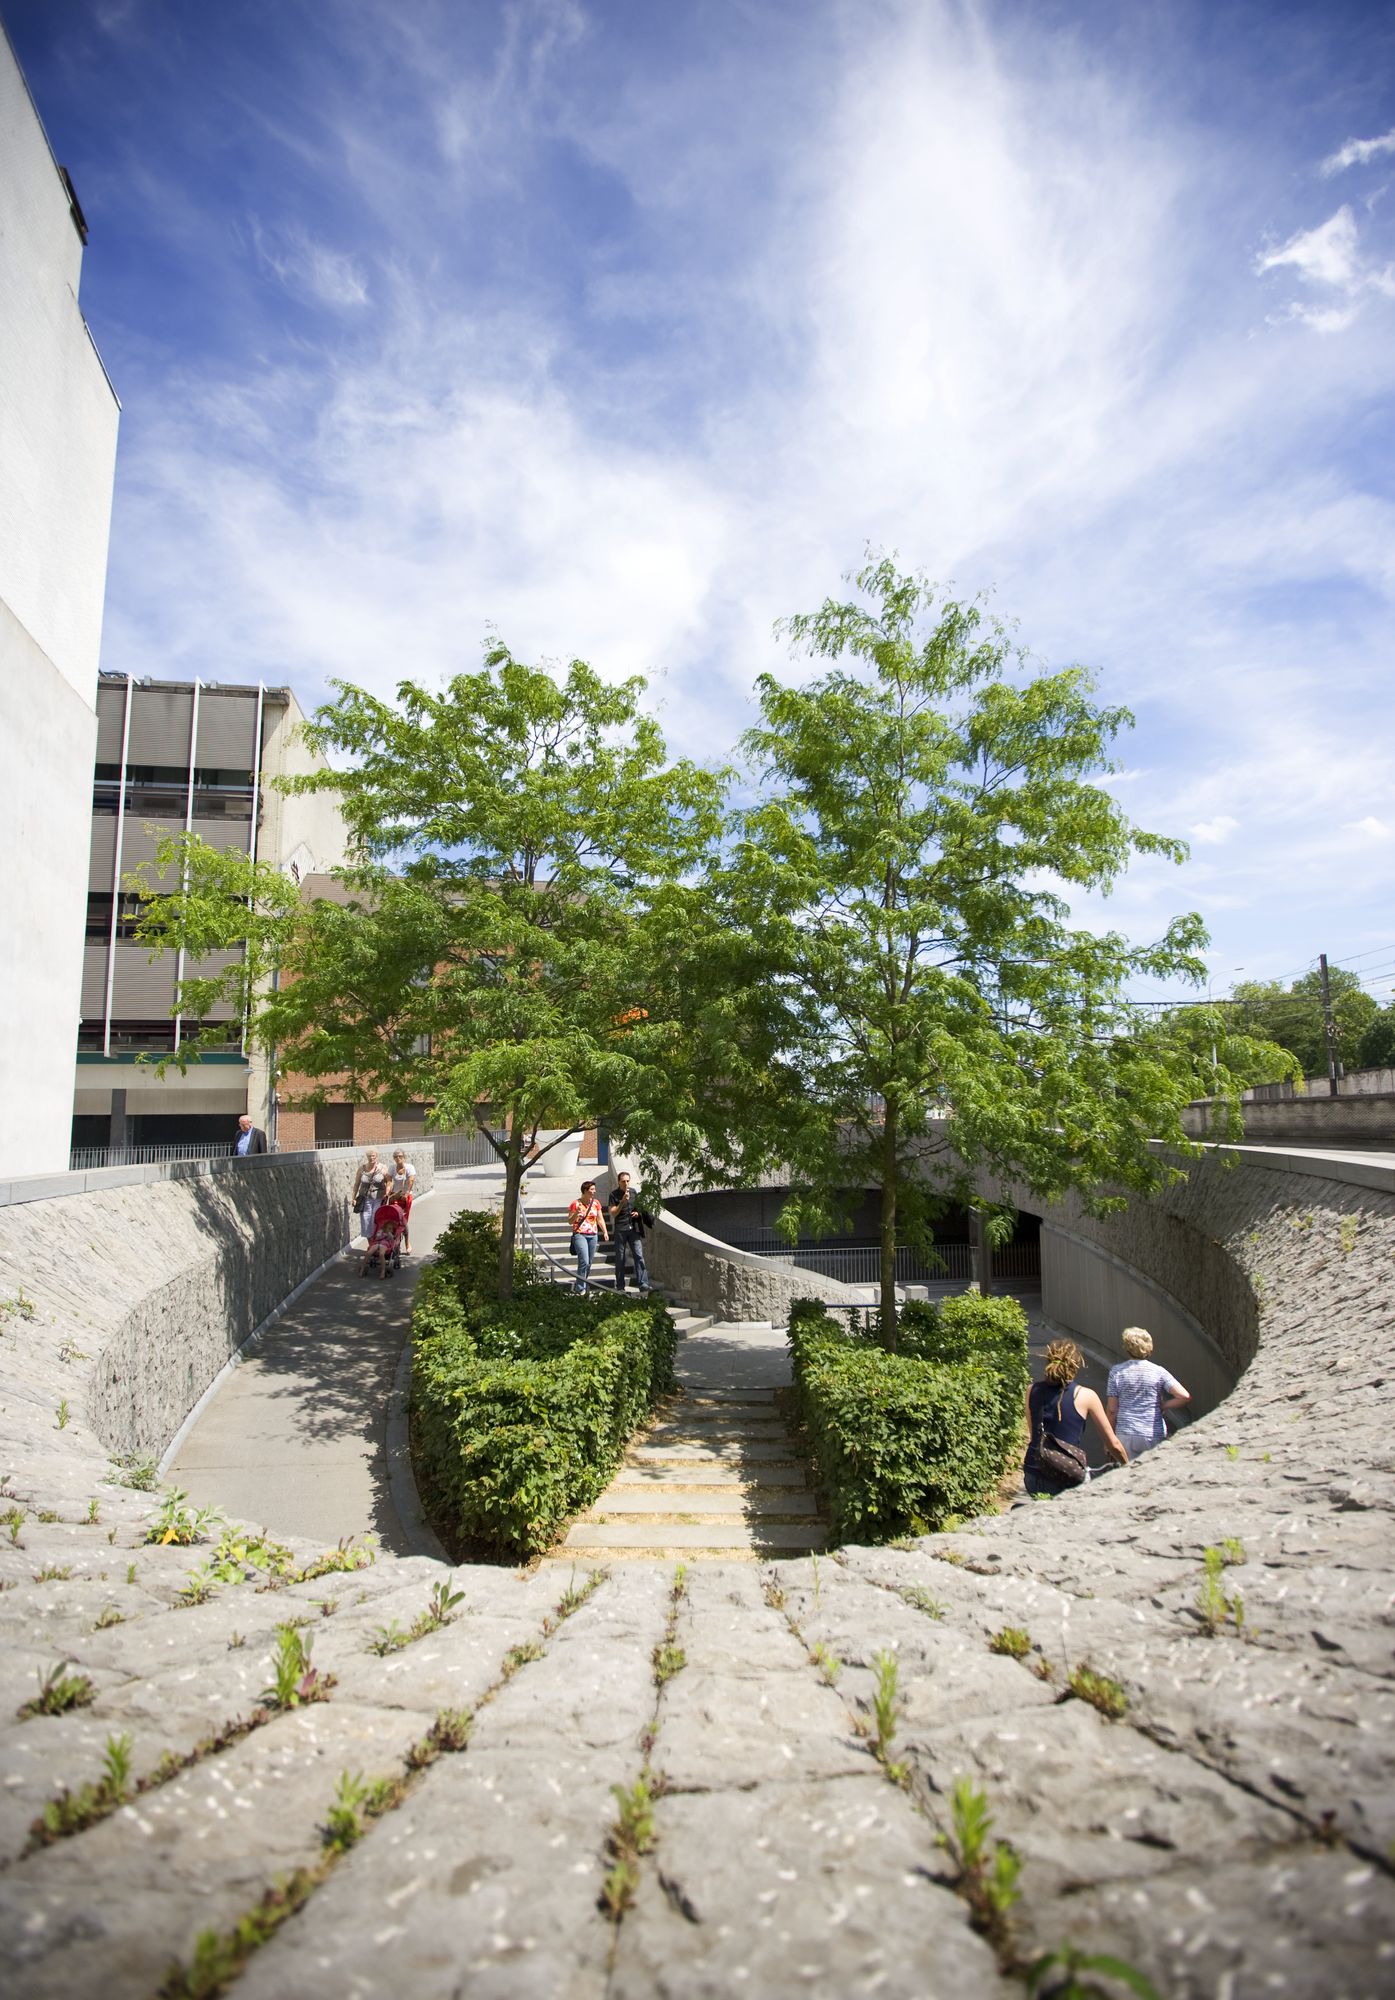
left=555, top=1377, right=826, bottom=1562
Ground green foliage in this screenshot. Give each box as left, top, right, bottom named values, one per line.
left=19, top=1661, right=96, bottom=1720
left=31, top=1733, right=133, bottom=1843
left=601, top=1773, right=658, bottom=1919
left=2, top=1504, right=23, bottom=1545
left=412, top=1219, right=678, bottom=1558
left=1357, top=1002, right=1395, bottom=1071
left=1227, top=967, right=1378, bottom=1080
left=0, top=1288, right=36, bottom=1323
left=1066, top=1664, right=1128, bottom=1718
left=652, top=1642, right=686, bottom=1685
left=322, top=1769, right=400, bottom=1856
left=261, top=1626, right=334, bottom=1710
left=938, top=1776, right=1022, bottom=1954
left=988, top=1626, right=1031, bottom=1660
left=719, top=556, right=1224, bottom=1324
left=787, top=1298, right=1024, bottom=1542
left=55, top=1398, right=70, bottom=1430
left=145, top=1488, right=225, bottom=1547
left=1027, top=1944, right=1162, bottom=1999
left=1197, top=1546, right=1247, bottom=1636
left=369, top=1578, right=466, bottom=1655
left=868, top=1649, right=906, bottom=1776
left=899, top=1584, right=947, bottom=1620
left=108, top=1451, right=159, bottom=1491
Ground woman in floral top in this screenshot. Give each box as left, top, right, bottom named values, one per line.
left=568, top=1180, right=609, bottom=1294
left=1106, top=1327, right=1191, bottom=1459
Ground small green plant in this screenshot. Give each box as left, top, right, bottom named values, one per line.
left=30, top=1732, right=134, bottom=1843
left=652, top=1642, right=686, bottom=1685
left=107, top=1526, right=117, bottom=1544
left=145, top=1487, right=224, bottom=1547
left=55, top=1398, right=70, bottom=1430
left=407, top=1706, right=472, bottom=1768
left=178, top=1564, right=220, bottom=1607
left=1224, top=1444, right=1240, bottom=1461
left=229, top=1632, right=245, bottom=1649
left=18, top=1660, right=96, bottom=1720
left=0, top=1289, right=36, bottom=1323
left=34, top=1562, right=73, bottom=1582
left=1338, top=1214, right=1359, bottom=1258
left=126, top=1560, right=138, bottom=1584
left=93, top=1602, right=125, bottom=1630
left=37, top=1508, right=59, bottom=1522
left=1197, top=1547, right=1246, bottom=1636
left=899, top=1584, right=947, bottom=1619
left=600, top=1772, right=657, bottom=1919
left=1067, top=1664, right=1129, bottom=1719
left=810, top=1641, right=841, bottom=1686
left=988, top=1626, right=1031, bottom=1660
left=321, top=1769, right=399, bottom=1856
left=108, top=1452, right=159, bottom=1491
left=762, top=1577, right=786, bottom=1611
left=58, top=1338, right=90, bottom=1364
left=869, top=1649, right=906, bottom=1779
left=369, top=1577, right=467, bottom=1655
left=86, top=1498, right=101, bottom=1524
left=1027, top=1942, right=1162, bottom=1998
left=2, top=1504, right=24, bottom=1545
left=501, top=1639, right=544, bottom=1678
left=938, top=1776, right=1022, bottom=1954
left=261, top=1624, right=334, bottom=1710
left=158, top=1871, right=319, bottom=1997
left=555, top=1566, right=607, bottom=1620
left=283, top=1534, right=377, bottom=1585
left=1218, top=1537, right=1245, bottom=1567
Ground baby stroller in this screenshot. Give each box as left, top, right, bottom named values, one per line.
left=362, top=1199, right=406, bottom=1279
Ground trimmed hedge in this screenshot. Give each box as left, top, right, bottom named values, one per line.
left=787, top=1292, right=1029, bottom=1543
left=410, top=1210, right=677, bottom=1558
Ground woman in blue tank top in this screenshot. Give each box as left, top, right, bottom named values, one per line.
left=1024, top=1339, right=1129, bottom=1496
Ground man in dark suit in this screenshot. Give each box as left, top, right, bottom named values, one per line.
left=232, top=1113, right=268, bottom=1157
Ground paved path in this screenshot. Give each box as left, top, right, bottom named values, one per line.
left=168, top=1166, right=505, bottom=1554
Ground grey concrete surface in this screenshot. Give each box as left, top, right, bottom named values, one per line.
left=167, top=1166, right=503, bottom=1554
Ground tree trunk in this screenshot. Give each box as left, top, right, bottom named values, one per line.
left=497, top=1121, right=526, bottom=1299
left=879, top=1100, right=899, bottom=1351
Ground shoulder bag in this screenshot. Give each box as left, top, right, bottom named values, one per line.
left=1037, top=1388, right=1088, bottom=1486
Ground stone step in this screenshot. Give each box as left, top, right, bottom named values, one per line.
left=682, top=1387, right=778, bottom=1405
left=612, top=1463, right=809, bottom=1488
left=583, top=1488, right=820, bottom=1517
left=559, top=1520, right=827, bottom=1551
left=667, top=1403, right=784, bottom=1425
left=629, top=1440, right=802, bottom=1463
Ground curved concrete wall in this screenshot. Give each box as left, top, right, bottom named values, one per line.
left=0, top=1145, right=434, bottom=1464
left=646, top=1205, right=871, bottom=1320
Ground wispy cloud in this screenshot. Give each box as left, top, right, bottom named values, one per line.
left=249, top=220, right=370, bottom=309
left=1192, top=817, right=1239, bottom=847
left=1321, top=128, right=1395, bottom=177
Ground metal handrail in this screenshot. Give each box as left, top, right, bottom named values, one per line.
left=515, top=1192, right=581, bottom=1286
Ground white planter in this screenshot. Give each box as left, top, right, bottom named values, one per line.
left=534, top=1135, right=584, bottom=1181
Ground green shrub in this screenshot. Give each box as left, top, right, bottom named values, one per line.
left=788, top=1294, right=1028, bottom=1543
left=410, top=1212, right=676, bottom=1558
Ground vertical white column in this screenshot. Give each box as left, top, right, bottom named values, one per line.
left=243, top=683, right=266, bottom=1056
left=173, top=679, right=201, bottom=1049
left=101, top=675, right=134, bottom=1057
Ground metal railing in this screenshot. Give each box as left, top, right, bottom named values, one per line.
left=69, top=1140, right=235, bottom=1171
left=69, top=1126, right=510, bottom=1174
left=725, top=1239, right=1041, bottom=1285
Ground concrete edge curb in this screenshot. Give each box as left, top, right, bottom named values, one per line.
left=385, top=1328, right=450, bottom=1567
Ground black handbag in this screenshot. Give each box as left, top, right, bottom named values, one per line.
left=1037, top=1389, right=1088, bottom=1486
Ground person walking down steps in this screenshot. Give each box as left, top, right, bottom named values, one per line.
left=608, top=1171, right=651, bottom=1295
left=568, top=1180, right=608, bottom=1294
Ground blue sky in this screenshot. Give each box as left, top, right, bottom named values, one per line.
left=9, top=0, right=1395, bottom=1007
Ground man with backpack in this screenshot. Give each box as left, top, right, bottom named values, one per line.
left=608, top=1172, right=652, bottom=1295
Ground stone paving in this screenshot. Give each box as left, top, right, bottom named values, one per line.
left=0, top=1150, right=1393, bottom=1995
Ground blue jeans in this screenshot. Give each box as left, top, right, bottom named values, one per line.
left=615, top=1232, right=649, bottom=1292
left=571, top=1232, right=597, bottom=1292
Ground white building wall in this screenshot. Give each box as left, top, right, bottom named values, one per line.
left=0, top=28, right=121, bottom=1175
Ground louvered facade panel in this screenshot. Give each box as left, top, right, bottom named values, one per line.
left=126, top=687, right=195, bottom=768
left=184, top=948, right=244, bottom=1021
left=195, top=815, right=257, bottom=856
left=196, top=692, right=260, bottom=772
left=96, top=684, right=128, bottom=762
left=120, top=819, right=181, bottom=874
left=89, top=815, right=116, bottom=886
left=81, top=943, right=109, bottom=1015
left=110, top=944, right=178, bottom=1017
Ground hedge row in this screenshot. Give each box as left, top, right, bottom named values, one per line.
left=787, top=1291, right=1029, bottom=1543
left=410, top=1210, right=677, bottom=1558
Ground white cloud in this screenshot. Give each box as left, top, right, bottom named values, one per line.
left=1321, top=129, right=1395, bottom=177
left=250, top=221, right=370, bottom=309
left=1255, top=206, right=1360, bottom=289
left=1191, top=816, right=1238, bottom=846
left=1351, top=816, right=1392, bottom=840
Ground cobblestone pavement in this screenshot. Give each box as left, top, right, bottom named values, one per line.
left=0, top=1157, right=1392, bottom=1996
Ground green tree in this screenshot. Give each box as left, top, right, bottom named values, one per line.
left=134, top=644, right=734, bottom=1295
left=1355, top=1002, right=1395, bottom=1071
left=1152, top=1003, right=1302, bottom=1096
left=1230, top=969, right=1377, bottom=1079
left=724, top=556, right=1244, bottom=1342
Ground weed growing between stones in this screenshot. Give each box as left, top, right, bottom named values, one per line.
left=85, top=1498, right=100, bottom=1524
left=146, top=1488, right=225, bottom=1547
left=36, top=1508, right=59, bottom=1522
left=58, top=1339, right=90, bottom=1363
left=279, top=1534, right=377, bottom=1586
left=762, top=1577, right=787, bottom=1611
left=92, top=1603, right=124, bottom=1630
left=1026, top=1942, right=1162, bottom=1998
left=18, top=1660, right=95, bottom=1720
left=989, top=1626, right=1031, bottom=1660
left=501, top=1638, right=544, bottom=1679
left=1196, top=1547, right=1247, bottom=1637
left=28, top=1733, right=133, bottom=1843
left=554, top=1565, right=604, bottom=1620
left=125, top=1561, right=137, bottom=1584
left=55, top=1399, right=70, bottom=1430
left=899, top=1584, right=947, bottom=1619
left=369, top=1578, right=467, bottom=1656
left=868, top=1649, right=908, bottom=1782
left=228, top=1632, right=244, bottom=1648
left=652, top=1641, right=686, bottom=1684
left=600, top=1773, right=658, bottom=1918
left=2, top=1505, right=23, bottom=1546
left=261, top=1625, right=335, bottom=1710
left=810, top=1641, right=842, bottom=1686
left=1338, top=1214, right=1359, bottom=1257
left=1066, top=1665, right=1128, bottom=1719
left=650, top=1562, right=689, bottom=1688
left=322, top=1770, right=401, bottom=1855
left=0, top=1288, right=36, bottom=1323
left=107, top=1452, right=159, bottom=1491
left=937, top=1776, right=1022, bottom=1960
left=33, top=1563, right=72, bottom=1582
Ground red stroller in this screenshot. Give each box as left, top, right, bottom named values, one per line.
left=362, top=1199, right=406, bottom=1279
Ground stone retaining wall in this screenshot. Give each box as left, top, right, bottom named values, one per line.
left=0, top=1145, right=434, bottom=1463
left=645, top=1205, right=870, bottom=1320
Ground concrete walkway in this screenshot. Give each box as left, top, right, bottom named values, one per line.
left=168, top=1165, right=505, bottom=1555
